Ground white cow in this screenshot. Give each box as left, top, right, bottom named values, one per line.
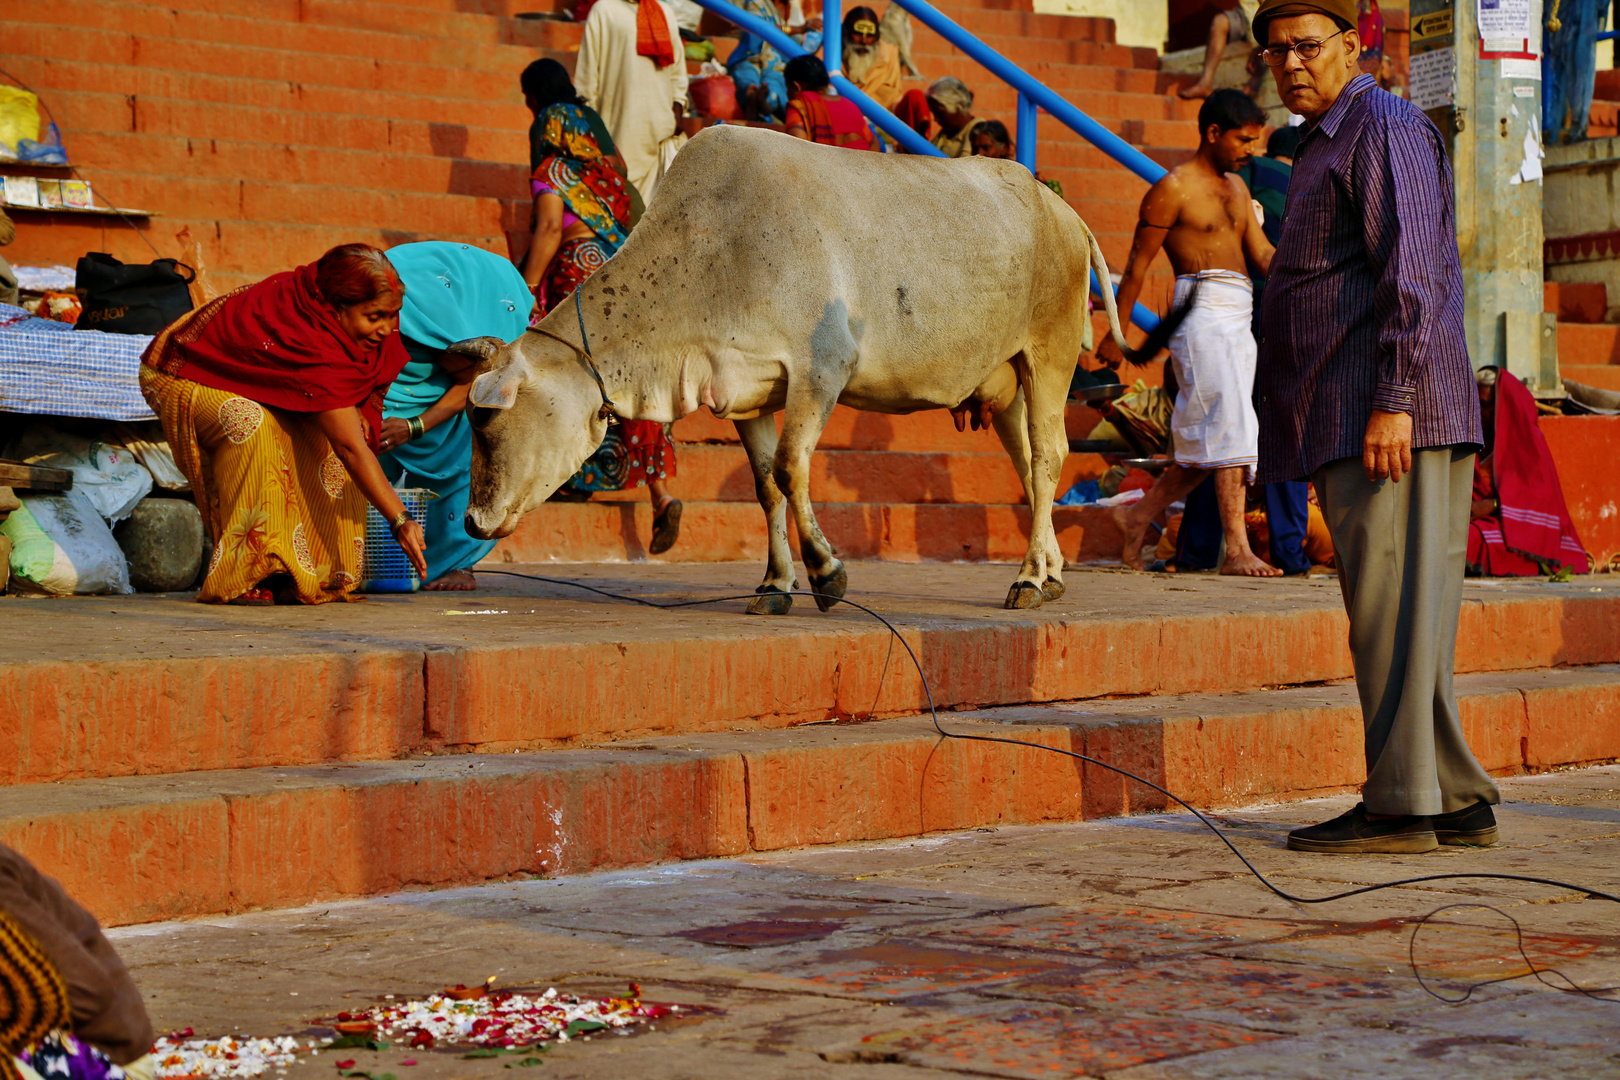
left=459, top=125, right=1164, bottom=614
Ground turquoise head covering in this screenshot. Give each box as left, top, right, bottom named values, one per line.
left=387, top=241, right=532, bottom=351
left=377, top=242, right=529, bottom=582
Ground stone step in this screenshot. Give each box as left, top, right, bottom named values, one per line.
left=1562, top=364, right=1620, bottom=391
left=5, top=566, right=1615, bottom=787
left=487, top=498, right=1126, bottom=563
left=668, top=402, right=1109, bottom=450
left=583, top=445, right=1108, bottom=506
left=1558, top=321, right=1620, bottom=365
left=6, top=663, right=1616, bottom=926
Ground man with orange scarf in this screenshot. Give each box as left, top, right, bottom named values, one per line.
left=575, top=0, right=689, bottom=203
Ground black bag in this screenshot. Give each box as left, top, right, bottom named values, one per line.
left=74, top=252, right=194, bottom=335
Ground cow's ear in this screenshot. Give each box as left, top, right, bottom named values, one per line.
left=470, top=359, right=526, bottom=410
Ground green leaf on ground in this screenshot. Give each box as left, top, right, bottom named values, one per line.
left=503, top=1058, right=546, bottom=1068
left=328, top=1036, right=391, bottom=1050
left=562, top=1020, right=607, bottom=1036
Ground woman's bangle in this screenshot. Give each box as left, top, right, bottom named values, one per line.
left=407, top=415, right=426, bottom=441
left=389, top=510, right=412, bottom=534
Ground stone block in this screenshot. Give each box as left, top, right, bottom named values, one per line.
left=113, top=497, right=204, bottom=592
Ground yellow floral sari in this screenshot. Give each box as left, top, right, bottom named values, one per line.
left=140, top=366, right=367, bottom=604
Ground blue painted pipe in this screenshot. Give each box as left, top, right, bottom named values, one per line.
left=824, top=0, right=842, bottom=72
left=689, top=0, right=1162, bottom=332
left=1015, top=91, right=1037, bottom=172
left=886, top=0, right=1167, bottom=184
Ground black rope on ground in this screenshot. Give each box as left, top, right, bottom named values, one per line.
left=1409, top=903, right=1620, bottom=1004
left=476, top=569, right=1620, bottom=1001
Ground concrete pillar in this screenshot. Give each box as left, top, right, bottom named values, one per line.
left=1414, top=0, right=1559, bottom=392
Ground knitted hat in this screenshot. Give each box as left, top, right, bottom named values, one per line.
left=1252, top=0, right=1360, bottom=45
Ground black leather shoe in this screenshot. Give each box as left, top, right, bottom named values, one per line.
left=1431, top=800, right=1499, bottom=847
left=1286, top=803, right=1438, bottom=854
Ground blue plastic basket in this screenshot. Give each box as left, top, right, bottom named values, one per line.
left=362, top=488, right=431, bottom=593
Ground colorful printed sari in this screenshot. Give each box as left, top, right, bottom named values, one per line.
left=140, top=366, right=368, bottom=604
left=529, top=106, right=673, bottom=493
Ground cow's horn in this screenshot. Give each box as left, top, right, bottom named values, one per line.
left=447, top=335, right=504, bottom=364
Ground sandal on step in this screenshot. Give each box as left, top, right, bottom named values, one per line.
left=650, top=498, right=682, bottom=555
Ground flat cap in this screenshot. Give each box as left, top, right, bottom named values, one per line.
left=1252, top=0, right=1359, bottom=45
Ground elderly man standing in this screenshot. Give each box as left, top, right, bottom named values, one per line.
left=1254, top=0, right=1501, bottom=854
left=575, top=0, right=689, bottom=202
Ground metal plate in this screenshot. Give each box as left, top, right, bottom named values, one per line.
left=1073, top=382, right=1128, bottom=404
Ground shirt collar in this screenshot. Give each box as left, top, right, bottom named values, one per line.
left=1310, top=73, right=1377, bottom=139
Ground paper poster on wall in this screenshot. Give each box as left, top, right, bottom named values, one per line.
left=1410, top=45, right=1456, bottom=108
left=1477, top=0, right=1531, bottom=41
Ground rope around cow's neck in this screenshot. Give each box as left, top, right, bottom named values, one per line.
left=521, top=290, right=617, bottom=423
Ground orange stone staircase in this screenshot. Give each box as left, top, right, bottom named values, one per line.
left=4, top=0, right=1620, bottom=931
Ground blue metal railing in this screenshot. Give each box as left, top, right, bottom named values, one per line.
left=689, top=0, right=1161, bottom=329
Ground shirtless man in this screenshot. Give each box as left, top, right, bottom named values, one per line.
left=1098, top=88, right=1279, bottom=576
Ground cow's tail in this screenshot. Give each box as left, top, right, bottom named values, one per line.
left=1083, top=219, right=1198, bottom=367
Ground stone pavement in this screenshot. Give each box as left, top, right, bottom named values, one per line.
left=111, top=767, right=1620, bottom=1079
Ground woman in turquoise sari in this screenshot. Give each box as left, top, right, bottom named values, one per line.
left=376, top=242, right=532, bottom=590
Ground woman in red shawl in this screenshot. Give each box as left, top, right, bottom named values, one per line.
left=1467, top=367, right=1591, bottom=576
left=140, top=243, right=427, bottom=604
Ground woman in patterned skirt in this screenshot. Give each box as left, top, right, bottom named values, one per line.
left=520, top=74, right=683, bottom=555
left=139, top=243, right=427, bottom=604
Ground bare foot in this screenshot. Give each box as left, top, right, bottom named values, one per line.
left=1112, top=505, right=1150, bottom=571
left=424, top=569, right=477, bottom=591
left=1178, top=81, right=1214, bottom=100
left=1220, top=550, right=1284, bottom=577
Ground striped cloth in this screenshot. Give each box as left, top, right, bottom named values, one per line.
left=1256, top=73, right=1483, bottom=484
left=0, top=910, right=71, bottom=1080
left=0, top=304, right=156, bottom=422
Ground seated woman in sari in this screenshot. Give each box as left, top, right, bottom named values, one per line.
left=1467, top=367, right=1591, bottom=576
left=375, top=242, right=531, bottom=591
left=521, top=78, right=683, bottom=555
left=140, top=243, right=427, bottom=604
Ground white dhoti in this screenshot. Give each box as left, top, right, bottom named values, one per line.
left=1166, top=269, right=1259, bottom=477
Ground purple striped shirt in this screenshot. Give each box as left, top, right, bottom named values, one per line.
left=1256, top=74, right=1483, bottom=484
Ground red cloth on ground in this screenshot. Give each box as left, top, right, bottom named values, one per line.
left=785, top=91, right=876, bottom=150
left=141, top=262, right=409, bottom=452
left=1467, top=369, right=1590, bottom=574
left=1467, top=458, right=1544, bottom=575
left=636, top=0, right=677, bottom=68
left=893, top=89, right=931, bottom=138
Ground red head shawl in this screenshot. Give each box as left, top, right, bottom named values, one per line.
left=142, top=261, right=409, bottom=450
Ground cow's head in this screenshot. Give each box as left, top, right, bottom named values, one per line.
left=456, top=332, right=612, bottom=539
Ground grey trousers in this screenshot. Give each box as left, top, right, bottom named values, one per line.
left=1313, top=446, right=1501, bottom=816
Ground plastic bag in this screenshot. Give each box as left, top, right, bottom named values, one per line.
left=0, top=87, right=40, bottom=155
left=5, top=423, right=154, bottom=524
left=1, top=494, right=133, bottom=595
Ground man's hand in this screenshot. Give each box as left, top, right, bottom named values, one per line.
left=1095, top=336, right=1126, bottom=371
left=1363, top=409, right=1413, bottom=483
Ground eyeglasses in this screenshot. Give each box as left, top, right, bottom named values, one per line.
left=1260, top=29, right=1346, bottom=66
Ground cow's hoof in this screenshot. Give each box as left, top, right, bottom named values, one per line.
left=810, top=563, right=848, bottom=612
left=1041, top=577, right=1065, bottom=603
left=747, top=589, right=793, bottom=616
left=1004, top=581, right=1044, bottom=609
